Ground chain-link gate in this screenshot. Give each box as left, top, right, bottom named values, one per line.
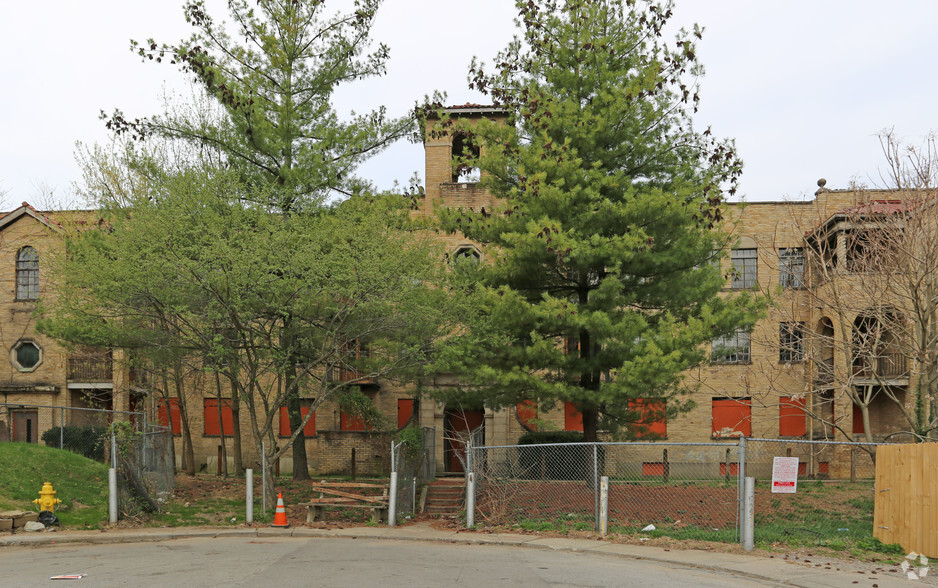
left=391, top=427, right=436, bottom=518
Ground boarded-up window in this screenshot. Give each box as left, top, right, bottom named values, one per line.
left=158, top=397, right=180, bottom=435
left=798, top=462, right=830, bottom=475
left=515, top=400, right=538, bottom=430
left=779, top=396, right=807, bottom=436
left=712, top=398, right=751, bottom=437
left=642, top=462, right=665, bottom=476
left=853, top=404, right=865, bottom=434
left=204, top=398, right=234, bottom=436
left=719, top=462, right=740, bottom=475
left=628, top=399, right=667, bottom=439
left=397, top=398, right=415, bottom=429
left=340, top=412, right=369, bottom=432
left=564, top=401, right=583, bottom=432
left=279, top=403, right=316, bottom=437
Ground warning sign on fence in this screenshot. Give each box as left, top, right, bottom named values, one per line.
left=772, top=456, right=799, bottom=493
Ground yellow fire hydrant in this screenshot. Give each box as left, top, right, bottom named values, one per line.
left=33, top=482, right=62, bottom=512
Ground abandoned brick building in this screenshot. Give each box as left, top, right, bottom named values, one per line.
left=0, top=105, right=927, bottom=477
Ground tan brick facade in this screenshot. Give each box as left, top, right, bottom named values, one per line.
left=0, top=111, right=919, bottom=478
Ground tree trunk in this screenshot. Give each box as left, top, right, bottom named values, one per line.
left=287, top=389, right=310, bottom=480
left=214, top=371, right=228, bottom=477
left=229, top=373, right=244, bottom=474
left=172, top=366, right=196, bottom=476
left=282, top=319, right=310, bottom=481
left=582, top=406, right=599, bottom=443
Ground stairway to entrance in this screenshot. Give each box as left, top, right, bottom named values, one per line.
left=422, top=477, right=464, bottom=516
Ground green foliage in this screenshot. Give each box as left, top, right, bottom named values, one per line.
left=0, top=442, right=109, bottom=528
left=338, top=388, right=389, bottom=431
left=855, top=536, right=906, bottom=555
left=518, top=430, right=584, bottom=445
left=40, top=426, right=107, bottom=462
left=432, top=0, right=766, bottom=440
left=107, top=0, right=411, bottom=210
left=397, top=425, right=426, bottom=458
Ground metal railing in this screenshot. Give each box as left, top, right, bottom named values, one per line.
left=852, top=353, right=908, bottom=378
left=67, top=356, right=113, bottom=382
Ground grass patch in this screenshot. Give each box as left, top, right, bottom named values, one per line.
left=0, top=442, right=109, bottom=528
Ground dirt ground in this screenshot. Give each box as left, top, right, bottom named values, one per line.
left=157, top=475, right=894, bottom=567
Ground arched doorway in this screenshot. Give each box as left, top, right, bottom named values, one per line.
left=444, top=407, right=484, bottom=473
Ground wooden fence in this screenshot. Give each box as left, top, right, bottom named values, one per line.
left=874, top=443, right=938, bottom=557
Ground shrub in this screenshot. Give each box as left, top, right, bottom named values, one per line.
left=518, top=431, right=584, bottom=445
left=517, top=431, right=587, bottom=480
left=41, top=426, right=107, bottom=461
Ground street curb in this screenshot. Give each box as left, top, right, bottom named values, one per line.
left=0, top=525, right=911, bottom=587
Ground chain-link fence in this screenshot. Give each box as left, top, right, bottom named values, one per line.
left=472, top=442, right=742, bottom=541
left=0, top=402, right=141, bottom=460
left=391, top=427, right=436, bottom=516
left=745, top=438, right=877, bottom=546
left=0, top=402, right=175, bottom=518
left=116, top=426, right=176, bottom=514
left=469, top=437, right=885, bottom=546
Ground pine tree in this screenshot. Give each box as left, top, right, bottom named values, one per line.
left=437, top=0, right=765, bottom=441
left=101, top=0, right=412, bottom=477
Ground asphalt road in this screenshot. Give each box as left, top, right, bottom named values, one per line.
left=1, top=535, right=783, bottom=587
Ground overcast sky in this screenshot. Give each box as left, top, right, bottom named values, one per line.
left=2, top=1, right=937, bottom=209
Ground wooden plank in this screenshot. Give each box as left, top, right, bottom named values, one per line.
left=311, top=482, right=388, bottom=489
left=310, top=487, right=384, bottom=502
left=300, top=498, right=357, bottom=505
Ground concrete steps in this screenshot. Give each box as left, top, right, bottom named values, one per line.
left=423, top=478, right=464, bottom=516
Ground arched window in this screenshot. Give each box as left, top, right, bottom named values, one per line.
left=16, top=246, right=39, bottom=300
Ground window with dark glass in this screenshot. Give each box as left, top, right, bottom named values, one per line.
left=778, top=248, right=804, bottom=288
left=779, top=322, right=805, bottom=363
left=16, top=246, right=38, bottom=300
left=11, top=339, right=41, bottom=372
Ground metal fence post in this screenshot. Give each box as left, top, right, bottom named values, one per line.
left=738, top=436, right=746, bottom=542
left=389, top=441, right=398, bottom=527
left=261, top=440, right=267, bottom=514
left=111, top=432, right=118, bottom=469
left=742, top=476, right=755, bottom=551
left=246, top=468, right=254, bottom=523
left=108, top=468, right=118, bottom=524
left=593, top=443, right=599, bottom=532
left=466, top=446, right=475, bottom=528
left=59, top=407, right=64, bottom=450
left=599, top=476, right=609, bottom=536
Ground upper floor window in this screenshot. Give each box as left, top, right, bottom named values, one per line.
left=11, top=339, right=42, bottom=372
left=712, top=330, right=751, bottom=364
left=453, top=246, right=481, bottom=264
left=778, top=248, right=804, bottom=289
left=779, top=322, right=805, bottom=363
left=731, top=248, right=757, bottom=289
left=16, top=246, right=39, bottom=300
left=451, top=132, right=480, bottom=183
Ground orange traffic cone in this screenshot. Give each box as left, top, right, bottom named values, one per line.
left=272, top=492, right=289, bottom=528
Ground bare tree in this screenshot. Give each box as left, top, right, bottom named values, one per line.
left=765, top=132, right=938, bottom=444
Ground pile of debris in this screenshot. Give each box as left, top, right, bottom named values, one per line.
left=0, top=510, right=43, bottom=532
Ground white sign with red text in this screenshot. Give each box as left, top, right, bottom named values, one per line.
left=771, top=456, right=799, bottom=493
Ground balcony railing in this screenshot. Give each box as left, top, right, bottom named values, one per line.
left=333, top=367, right=376, bottom=386
left=852, top=353, right=909, bottom=379
left=67, top=356, right=113, bottom=382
